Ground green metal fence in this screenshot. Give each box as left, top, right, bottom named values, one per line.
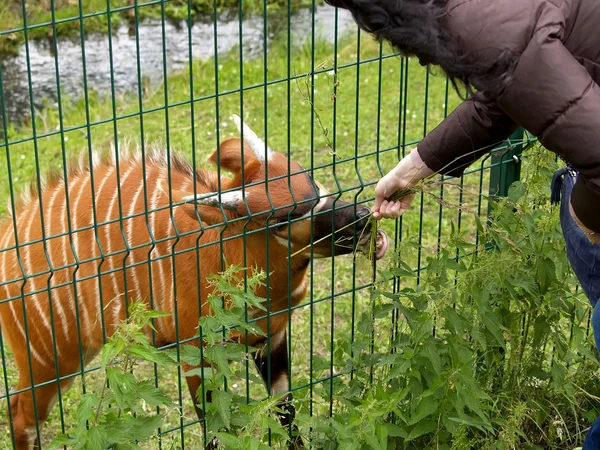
left=0, top=1, right=542, bottom=449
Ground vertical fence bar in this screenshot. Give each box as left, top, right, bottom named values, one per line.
left=259, top=3, right=277, bottom=447
left=239, top=0, right=252, bottom=418
left=158, top=0, right=186, bottom=445
left=415, top=61, right=425, bottom=287
left=190, top=0, right=208, bottom=447
left=0, top=55, right=24, bottom=450
left=308, top=0, right=317, bottom=422
left=390, top=56, right=408, bottom=358
left=283, top=3, right=303, bottom=446
left=349, top=26, right=361, bottom=379
left=131, top=1, right=164, bottom=446
left=77, top=0, right=108, bottom=349
left=43, top=0, right=68, bottom=440
left=21, top=2, right=57, bottom=445
left=105, top=0, right=132, bottom=331
left=328, top=4, right=340, bottom=419
left=436, top=79, right=451, bottom=255
left=488, top=129, right=525, bottom=201
left=284, top=0, right=301, bottom=439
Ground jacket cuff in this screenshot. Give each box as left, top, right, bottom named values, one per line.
left=571, top=176, right=600, bottom=234
left=417, top=138, right=474, bottom=179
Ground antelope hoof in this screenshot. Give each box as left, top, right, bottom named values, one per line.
left=277, top=394, right=297, bottom=426
left=206, top=436, right=219, bottom=450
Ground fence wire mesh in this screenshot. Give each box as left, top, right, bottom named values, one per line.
left=0, top=1, right=544, bottom=449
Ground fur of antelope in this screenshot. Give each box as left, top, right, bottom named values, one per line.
left=0, top=115, right=388, bottom=449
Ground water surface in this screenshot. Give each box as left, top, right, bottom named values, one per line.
left=1, top=5, right=354, bottom=124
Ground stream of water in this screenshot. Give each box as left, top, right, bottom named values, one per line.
left=0, top=4, right=354, bottom=124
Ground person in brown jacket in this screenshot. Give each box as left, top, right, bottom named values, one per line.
left=325, top=0, right=600, bottom=448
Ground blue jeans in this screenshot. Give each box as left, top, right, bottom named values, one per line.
left=554, top=167, right=600, bottom=449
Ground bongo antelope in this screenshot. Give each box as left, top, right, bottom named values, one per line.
left=0, top=116, right=389, bottom=448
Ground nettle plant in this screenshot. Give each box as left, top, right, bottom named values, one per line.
left=50, top=266, right=293, bottom=449
left=52, top=154, right=600, bottom=449
left=50, top=302, right=179, bottom=449
left=303, top=157, right=600, bottom=449
left=179, top=266, right=295, bottom=449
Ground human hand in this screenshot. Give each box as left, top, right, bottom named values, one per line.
left=372, top=172, right=416, bottom=220
left=372, top=149, right=434, bottom=220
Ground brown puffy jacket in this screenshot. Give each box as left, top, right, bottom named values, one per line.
left=418, top=0, right=600, bottom=232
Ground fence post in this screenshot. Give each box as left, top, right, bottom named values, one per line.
left=488, top=128, right=525, bottom=202
left=483, top=128, right=526, bottom=382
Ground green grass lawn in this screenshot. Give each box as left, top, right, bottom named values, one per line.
left=1, top=14, right=584, bottom=450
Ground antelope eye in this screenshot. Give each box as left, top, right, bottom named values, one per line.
left=270, top=219, right=289, bottom=232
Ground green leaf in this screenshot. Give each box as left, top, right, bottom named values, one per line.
left=531, top=315, right=549, bottom=349
left=406, top=420, right=437, bottom=441
left=389, top=358, right=411, bottom=378
left=127, top=343, right=177, bottom=367
left=135, top=380, right=177, bottom=408
left=408, top=396, right=438, bottom=425
left=244, top=436, right=261, bottom=450
left=385, top=423, right=408, bottom=438
left=77, top=393, right=99, bottom=431
left=204, top=344, right=233, bottom=376
left=527, top=367, right=551, bottom=381
left=214, top=432, right=242, bottom=448
left=179, top=345, right=203, bottom=367
left=121, top=414, right=164, bottom=441
left=448, top=414, right=491, bottom=432
left=313, top=354, right=331, bottom=372
left=101, top=341, right=115, bottom=367
left=376, top=422, right=389, bottom=449
left=444, top=308, right=468, bottom=334
left=49, top=434, right=76, bottom=450
left=512, top=273, right=538, bottom=296
left=373, top=302, right=397, bottom=319
left=183, top=366, right=222, bottom=382
left=213, top=389, right=233, bottom=429
left=536, top=256, right=556, bottom=294
left=508, top=181, right=526, bottom=203
left=107, top=368, right=136, bottom=411
left=421, top=341, right=442, bottom=374
left=480, top=312, right=505, bottom=347
left=470, top=324, right=486, bottom=349
left=365, top=426, right=385, bottom=450
left=86, top=426, right=109, bottom=450
left=98, top=422, right=131, bottom=447
left=357, top=312, right=374, bottom=336
left=332, top=416, right=354, bottom=440
left=146, top=310, right=172, bottom=319
left=444, top=259, right=467, bottom=272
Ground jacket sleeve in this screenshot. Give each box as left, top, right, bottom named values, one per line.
left=435, top=0, right=600, bottom=232
left=494, top=29, right=600, bottom=234
left=417, top=92, right=518, bottom=178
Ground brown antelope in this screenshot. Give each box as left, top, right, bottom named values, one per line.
left=0, top=116, right=389, bottom=449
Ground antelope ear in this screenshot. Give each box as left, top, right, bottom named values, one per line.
left=208, top=138, right=256, bottom=173
left=208, top=137, right=262, bottom=188
left=158, top=180, right=235, bottom=226
left=178, top=185, right=299, bottom=224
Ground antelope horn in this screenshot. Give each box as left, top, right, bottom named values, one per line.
left=232, top=114, right=275, bottom=163
left=181, top=190, right=242, bottom=211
